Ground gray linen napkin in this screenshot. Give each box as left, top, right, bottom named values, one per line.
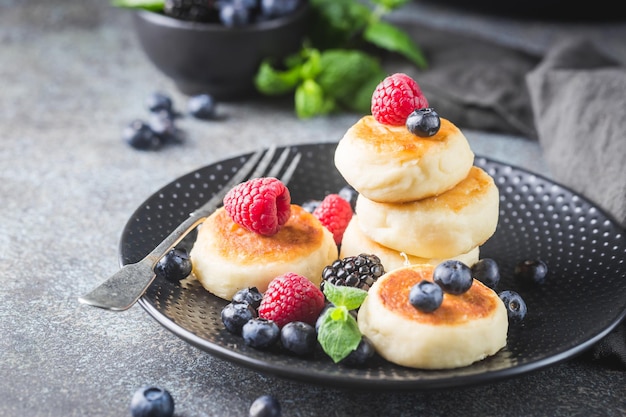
left=526, top=40, right=626, bottom=369
left=395, top=23, right=626, bottom=369
left=526, top=38, right=626, bottom=230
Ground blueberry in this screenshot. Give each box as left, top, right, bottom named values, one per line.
left=433, top=260, right=473, bottom=295
left=260, top=0, right=300, bottom=18
left=221, top=302, right=257, bottom=335
left=187, top=94, right=217, bottom=120
left=123, top=119, right=163, bottom=150
left=146, top=91, right=174, bottom=114
left=340, top=336, right=375, bottom=367
left=130, top=386, right=174, bottom=417
left=514, top=258, right=548, bottom=286
left=148, top=110, right=183, bottom=144
left=242, top=318, right=280, bottom=349
left=249, top=394, right=281, bottom=417
left=471, top=258, right=501, bottom=289
left=498, top=290, right=527, bottom=323
left=219, top=1, right=251, bottom=26
left=409, top=280, right=443, bottom=312
left=154, top=247, right=192, bottom=282
left=232, top=287, right=263, bottom=310
left=406, top=107, right=441, bottom=137
left=280, top=321, right=316, bottom=356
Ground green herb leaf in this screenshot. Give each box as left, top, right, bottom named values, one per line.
left=317, top=306, right=362, bottom=363
left=323, top=282, right=368, bottom=311
left=370, top=0, right=411, bottom=11
left=308, top=0, right=371, bottom=50
left=363, top=20, right=427, bottom=69
left=254, top=60, right=302, bottom=96
left=111, top=0, right=164, bottom=11
left=294, top=79, right=335, bottom=118
left=315, top=49, right=385, bottom=111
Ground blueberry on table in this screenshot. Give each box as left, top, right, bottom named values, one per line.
left=130, top=386, right=174, bottom=417
left=148, top=110, right=183, bottom=144
left=499, top=290, right=527, bottom=323
left=123, top=119, right=163, bottom=150
left=514, top=258, right=548, bottom=285
left=187, top=94, right=217, bottom=120
left=471, top=258, right=501, bottom=289
left=154, top=247, right=192, bottom=282
left=145, top=91, right=174, bottom=114
left=242, top=318, right=280, bottom=349
left=280, top=321, right=317, bottom=356
left=221, top=302, right=257, bottom=335
left=249, top=394, right=281, bottom=417
left=433, top=260, right=473, bottom=295
left=409, top=280, right=443, bottom=312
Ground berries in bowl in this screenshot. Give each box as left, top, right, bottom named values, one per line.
left=128, top=0, right=310, bottom=100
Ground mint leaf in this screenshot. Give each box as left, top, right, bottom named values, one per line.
left=364, top=20, right=427, bottom=69
left=111, top=0, right=164, bottom=11
left=317, top=306, right=362, bottom=363
left=308, top=0, right=371, bottom=49
left=348, top=74, right=384, bottom=113
left=299, top=49, right=323, bottom=80
left=370, top=0, right=411, bottom=10
left=316, top=49, right=385, bottom=111
left=294, top=79, right=335, bottom=118
left=323, top=282, right=368, bottom=311
left=254, top=60, right=302, bottom=96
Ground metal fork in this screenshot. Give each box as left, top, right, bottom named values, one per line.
left=78, top=146, right=301, bottom=311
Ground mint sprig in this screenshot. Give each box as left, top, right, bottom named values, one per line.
left=317, top=283, right=369, bottom=363
left=255, top=0, right=427, bottom=118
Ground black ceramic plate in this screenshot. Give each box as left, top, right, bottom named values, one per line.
left=120, top=142, right=626, bottom=390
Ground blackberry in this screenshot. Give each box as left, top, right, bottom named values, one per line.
left=164, top=0, right=218, bottom=23
left=321, top=254, right=384, bottom=292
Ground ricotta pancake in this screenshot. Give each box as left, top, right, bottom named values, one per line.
left=339, top=216, right=480, bottom=271
left=190, top=205, right=338, bottom=300
left=356, top=166, right=499, bottom=259
left=358, top=264, right=508, bottom=369
left=334, top=115, right=474, bottom=203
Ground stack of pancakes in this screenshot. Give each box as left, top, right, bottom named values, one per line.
left=335, top=115, right=500, bottom=271
left=336, top=114, right=507, bottom=369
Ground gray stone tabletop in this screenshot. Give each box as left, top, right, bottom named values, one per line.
left=1, top=1, right=624, bottom=416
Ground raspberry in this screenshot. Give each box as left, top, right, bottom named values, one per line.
left=223, top=177, right=291, bottom=236
left=371, top=73, right=429, bottom=126
left=258, top=272, right=325, bottom=328
left=312, top=194, right=353, bottom=245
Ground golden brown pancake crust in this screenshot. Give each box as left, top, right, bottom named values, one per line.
left=414, top=166, right=494, bottom=213
left=378, top=264, right=500, bottom=326
left=210, top=205, right=326, bottom=264
left=350, top=115, right=460, bottom=161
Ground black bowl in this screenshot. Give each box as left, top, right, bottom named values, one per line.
left=132, top=4, right=310, bottom=100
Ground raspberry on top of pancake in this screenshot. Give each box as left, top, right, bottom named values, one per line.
left=208, top=205, right=327, bottom=265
